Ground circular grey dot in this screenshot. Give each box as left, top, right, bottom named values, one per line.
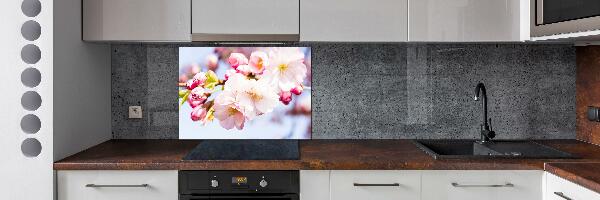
left=21, top=114, right=41, bottom=134
left=21, top=20, right=41, bottom=41
left=21, top=91, right=42, bottom=111
left=21, top=0, right=41, bottom=17
left=21, top=44, right=41, bottom=64
left=21, top=68, right=41, bottom=88
left=21, top=138, right=42, bottom=157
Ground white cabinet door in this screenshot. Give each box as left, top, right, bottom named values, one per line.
left=422, top=170, right=543, bottom=200
left=330, top=170, right=420, bottom=200
left=545, top=172, right=600, bottom=200
left=191, top=0, right=299, bottom=41
left=82, top=0, right=191, bottom=41
left=409, top=0, right=529, bottom=42
left=300, top=0, right=408, bottom=42
left=300, top=170, right=330, bottom=200
left=57, top=170, right=178, bottom=200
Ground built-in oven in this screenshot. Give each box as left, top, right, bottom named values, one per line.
left=532, top=0, right=600, bottom=37
left=179, top=171, right=299, bottom=200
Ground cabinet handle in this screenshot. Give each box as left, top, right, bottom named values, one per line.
left=451, top=182, right=514, bottom=188
left=353, top=183, right=400, bottom=187
left=85, top=184, right=149, bottom=188
left=553, top=192, right=573, bottom=200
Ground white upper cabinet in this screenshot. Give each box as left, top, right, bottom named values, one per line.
left=300, top=0, right=408, bottom=42
left=82, top=0, right=191, bottom=42
left=191, top=0, right=299, bottom=41
left=409, top=0, right=530, bottom=42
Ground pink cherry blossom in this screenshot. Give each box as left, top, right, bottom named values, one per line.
left=213, top=103, right=245, bottom=130
left=279, top=91, right=292, bottom=105
left=228, top=53, right=248, bottom=69
left=224, top=69, right=237, bottom=81
left=264, top=48, right=307, bottom=92
left=190, top=106, right=207, bottom=121
left=224, top=73, right=249, bottom=91
left=290, top=84, right=303, bottom=95
left=214, top=75, right=248, bottom=130
left=237, top=78, right=279, bottom=119
left=249, top=51, right=269, bottom=74
left=188, top=87, right=208, bottom=108
left=214, top=73, right=248, bottom=113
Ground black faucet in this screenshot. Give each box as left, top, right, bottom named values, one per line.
left=474, top=83, right=495, bottom=143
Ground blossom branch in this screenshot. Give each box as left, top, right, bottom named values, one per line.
left=178, top=80, right=225, bottom=88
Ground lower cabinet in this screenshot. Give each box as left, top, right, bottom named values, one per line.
left=422, top=170, right=543, bottom=200
left=300, top=170, right=546, bottom=200
left=57, top=170, right=178, bottom=200
left=330, top=170, right=421, bottom=200
left=545, top=172, right=600, bottom=200
left=300, top=170, right=331, bottom=200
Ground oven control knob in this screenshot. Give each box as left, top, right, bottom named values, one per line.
left=259, top=179, right=268, bottom=188
left=210, top=179, right=219, bottom=188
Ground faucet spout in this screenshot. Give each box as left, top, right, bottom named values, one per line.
left=474, top=83, right=495, bottom=143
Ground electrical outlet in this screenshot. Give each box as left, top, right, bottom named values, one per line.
left=129, top=106, right=143, bottom=119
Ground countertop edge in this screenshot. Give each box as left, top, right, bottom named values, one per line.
left=545, top=162, right=600, bottom=194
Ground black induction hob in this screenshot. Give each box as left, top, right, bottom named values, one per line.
left=182, top=140, right=300, bottom=160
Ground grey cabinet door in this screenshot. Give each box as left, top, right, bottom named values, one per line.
left=300, top=0, right=408, bottom=42
left=83, top=0, right=191, bottom=41
left=409, top=0, right=529, bottom=42
left=191, top=0, right=299, bottom=41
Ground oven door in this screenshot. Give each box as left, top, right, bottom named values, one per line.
left=533, top=0, right=600, bottom=37
left=180, top=194, right=299, bottom=200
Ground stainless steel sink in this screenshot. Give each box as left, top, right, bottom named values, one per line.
left=413, top=140, right=576, bottom=160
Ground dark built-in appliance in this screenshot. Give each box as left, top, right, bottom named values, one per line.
left=533, top=0, right=600, bottom=37
left=179, top=171, right=299, bottom=200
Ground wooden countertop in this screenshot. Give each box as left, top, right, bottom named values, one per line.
left=54, top=139, right=600, bottom=170
left=545, top=162, right=600, bottom=194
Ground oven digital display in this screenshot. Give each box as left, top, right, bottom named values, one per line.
left=232, top=176, right=248, bottom=185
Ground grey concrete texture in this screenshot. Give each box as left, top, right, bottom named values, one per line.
left=112, top=43, right=576, bottom=139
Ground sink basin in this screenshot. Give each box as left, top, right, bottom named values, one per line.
left=413, top=140, right=576, bottom=160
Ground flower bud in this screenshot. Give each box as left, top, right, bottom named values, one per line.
left=186, top=72, right=207, bottom=90
left=290, top=84, right=304, bottom=95
left=228, top=53, right=248, bottom=69
left=188, top=88, right=208, bottom=108
left=249, top=51, right=268, bottom=74
left=206, top=54, right=219, bottom=71
left=191, top=106, right=207, bottom=121
left=279, top=91, right=293, bottom=105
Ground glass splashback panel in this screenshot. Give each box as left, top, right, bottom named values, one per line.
left=178, top=47, right=311, bottom=139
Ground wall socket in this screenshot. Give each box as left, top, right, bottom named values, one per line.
left=128, top=106, right=143, bottom=119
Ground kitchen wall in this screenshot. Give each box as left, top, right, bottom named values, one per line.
left=112, top=43, right=576, bottom=139
left=576, top=46, right=600, bottom=145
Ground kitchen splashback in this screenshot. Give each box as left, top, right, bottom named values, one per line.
left=112, top=43, right=576, bottom=139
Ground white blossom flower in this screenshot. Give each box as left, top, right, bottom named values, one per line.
left=263, top=47, right=307, bottom=92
